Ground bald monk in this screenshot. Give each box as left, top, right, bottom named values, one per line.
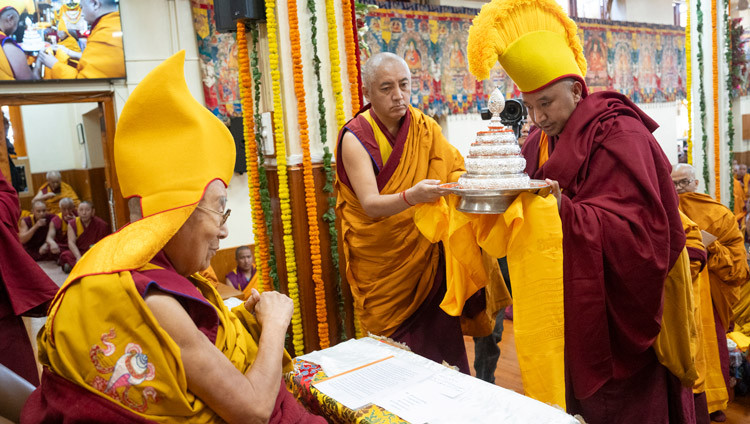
left=336, top=52, right=470, bottom=372
left=22, top=52, right=324, bottom=423
left=672, top=163, right=750, bottom=420
left=57, top=200, right=110, bottom=272
left=31, top=171, right=80, bottom=214
left=0, top=169, right=59, bottom=388
left=38, top=0, right=125, bottom=79
left=0, top=2, right=37, bottom=80
left=18, top=200, right=53, bottom=260
left=45, top=197, right=76, bottom=262
left=225, top=245, right=257, bottom=291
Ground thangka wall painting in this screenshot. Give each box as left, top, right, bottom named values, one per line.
left=360, top=0, right=687, bottom=116
left=190, top=0, right=241, bottom=124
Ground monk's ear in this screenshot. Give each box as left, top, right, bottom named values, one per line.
left=571, top=81, right=583, bottom=103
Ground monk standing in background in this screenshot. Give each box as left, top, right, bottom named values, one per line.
left=336, top=52, right=472, bottom=372
left=672, top=163, right=750, bottom=421
left=31, top=171, right=80, bottom=214
left=18, top=200, right=53, bottom=260
left=45, top=197, right=77, bottom=262
left=38, top=0, right=125, bottom=79
left=469, top=0, right=692, bottom=421
left=733, top=164, right=749, bottom=235
left=58, top=200, right=109, bottom=273
left=0, top=169, right=59, bottom=387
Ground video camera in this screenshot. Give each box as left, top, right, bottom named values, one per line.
left=480, top=98, right=527, bottom=139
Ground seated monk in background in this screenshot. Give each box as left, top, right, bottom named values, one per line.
left=31, top=170, right=80, bottom=214
left=18, top=200, right=53, bottom=260
left=58, top=200, right=110, bottom=273
left=45, top=197, right=77, bottom=261
left=22, top=51, right=324, bottom=423
left=225, top=245, right=257, bottom=291
left=38, top=0, right=125, bottom=79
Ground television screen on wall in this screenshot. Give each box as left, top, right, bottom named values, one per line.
left=0, top=0, right=126, bottom=82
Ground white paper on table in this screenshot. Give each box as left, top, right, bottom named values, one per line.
left=312, top=355, right=433, bottom=411
left=297, top=338, right=396, bottom=376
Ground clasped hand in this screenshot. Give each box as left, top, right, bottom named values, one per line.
left=243, top=288, right=293, bottom=330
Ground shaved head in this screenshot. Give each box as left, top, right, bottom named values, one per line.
left=361, top=52, right=409, bottom=91
left=671, top=163, right=699, bottom=193
left=59, top=197, right=75, bottom=209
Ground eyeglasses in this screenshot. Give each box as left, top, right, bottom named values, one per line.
left=672, top=178, right=692, bottom=188
left=196, top=205, right=231, bottom=226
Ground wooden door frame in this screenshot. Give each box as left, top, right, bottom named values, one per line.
left=0, top=91, right=128, bottom=229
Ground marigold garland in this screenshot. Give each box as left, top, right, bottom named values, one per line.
left=724, top=0, right=735, bottom=211
left=237, top=21, right=272, bottom=293
left=696, top=0, right=710, bottom=192
left=287, top=0, right=330, bottom=349
left=342, top=0, right=360, bottom=114
left=311, top=0, right=348, bottom=341
left=712, top=0, right=720, bottom=201
left=265, top=0, right=304, bottom=355
left=250, top=24, right=281, bottom=292
left=686, top=0, right=692, bottom=165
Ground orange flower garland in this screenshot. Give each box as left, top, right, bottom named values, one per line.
left=712, top=0, right=720, bottom=200
left=287, top=0, right=330, bottom=349
left=342, top=0, right=360, bottom=114
left=236, top=22, right=272, bottom=293
left=265, top=0, right=304, bottom=355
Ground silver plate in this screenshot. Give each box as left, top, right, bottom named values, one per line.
left=439, top=180, right=552, bottom=214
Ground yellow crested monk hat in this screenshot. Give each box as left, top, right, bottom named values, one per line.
left=467, top=0, right=587, bottom=94
left=65, top=51, right=235, bottom=283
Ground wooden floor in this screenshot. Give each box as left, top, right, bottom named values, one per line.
left=463, top=319, right=750, bottom=423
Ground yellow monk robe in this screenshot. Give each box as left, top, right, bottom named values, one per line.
left=37, top=181, right=80, bottom=214
left=415, top=192, right=566, bottom=408
left=336, top=106, right=465, bottom=337
left=733, top=281, right=750, bottom=336
left=0, top=30, right=18, bottom=80
left=38, top=258, right=291, bottom=423
left=50, top=12, right=125, bottom=79
left=680, top=212, right=708, bottom=393
left=679, top=192, right=750, bottom=331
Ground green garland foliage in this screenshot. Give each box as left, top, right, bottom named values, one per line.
left=696, top=0, right=710, bottom=193
left=307, top=0, right=348, bottom=341
left=250, top=24, right=280, bottom=291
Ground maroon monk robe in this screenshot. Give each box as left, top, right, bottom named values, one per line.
left=24, top=250, right=325, bottom=423
left=21, top=214, right=54, bottom=261
left=58, top=215, right=111, bottom=268
left=521, top=91, right=689, bottom=422
left=0, top=170, right=59, bottom=386
left=226, top=267, right=255, bottom=291
left=50, top=213, right=72, bottom=251
left=336, top=105, right=472, bottom=374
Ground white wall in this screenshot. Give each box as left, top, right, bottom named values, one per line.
left=611, top=0, right=674, bottom=25
left=22, top=103, right=86, bottom=173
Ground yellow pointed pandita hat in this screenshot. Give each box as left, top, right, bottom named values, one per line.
left=467, top=0, right=587, bottom=93
left=64, top=51, right=235, bottom=283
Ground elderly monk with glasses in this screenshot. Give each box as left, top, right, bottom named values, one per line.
left=23, top=52, right=324, bottom=424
